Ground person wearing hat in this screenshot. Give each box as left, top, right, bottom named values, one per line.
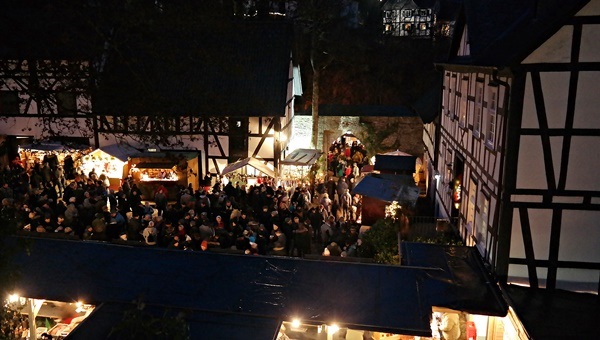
left=269, top=224, right=286, bottom=256
left=86, top=212, right=108, bottom=241
left=292, top=218, right=311, bottom=258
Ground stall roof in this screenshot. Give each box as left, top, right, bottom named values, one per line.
left=20, top=141, right=89, bottom=152
left=134, top=162, right=176, bottom=169
left=281, top=149, right=322, bottom=166
left=99, top=144, right=141, bottom=162
left=401, top=242, right=508, bottom=317
left=222, top=157, right=275, bottom=178
left=502, top=284, right=600, bottom=339
left=6, top=236, right=510, bottom=338
left=374, top=154, right=417, bottom=172
left=352, top=174, right=420, bottom=205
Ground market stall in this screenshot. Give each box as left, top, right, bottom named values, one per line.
left=79, top=144, right=140, bottom=190
left=129, top=151, right=200, bottom=200
left=221, top=157, right=275, bottom=186
left=18, top=141, right=91, bottom=174
left=279, top=148, right=322, bottom=183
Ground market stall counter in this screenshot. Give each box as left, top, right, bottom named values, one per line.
left=130, top=162, right=182, bottom=200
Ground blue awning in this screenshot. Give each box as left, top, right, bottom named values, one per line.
left=352, top=174, right=420, bottom=206
left=7, top=236, right=508, bottom=338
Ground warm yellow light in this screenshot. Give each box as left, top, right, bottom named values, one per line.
left=329, top=324, right=340, bottom=334
left=8, top=294, right=19, bottom=303
left=291, top=319, right=301, bottom=329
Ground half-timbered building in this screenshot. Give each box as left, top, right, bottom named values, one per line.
left=424, top=0, right=600, bottom=336
left=421, top=0, right=600, bottom=336
left=0, top=2, right=299, bottom=179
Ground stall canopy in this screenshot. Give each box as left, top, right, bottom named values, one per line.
left=8, top=236, right=509, bottom=339
left=352, top=173, right=420, bottom=206
left=222, top=157, right=275, bottom=178
left=280, top=149, right=322, bottom=166
left=401, top=242, right=508, bottom=317
left=99, top=143, right=141, bottom=162
left=135, top=162, right=177, bottom=169
left=20, top=141, right=88, bottom=152
left=374, top=151, right=417, bottom=173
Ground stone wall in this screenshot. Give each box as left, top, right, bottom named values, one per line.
left=312, top=115, right=423, bottom=158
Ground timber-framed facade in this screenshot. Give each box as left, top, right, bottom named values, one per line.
left=0, top=7, right=298, bottom=180
left=424, top=0, right=600, bottom=296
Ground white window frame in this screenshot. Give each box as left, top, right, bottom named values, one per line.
left=458, top=76, right=469, bottom=127
left=473, top=82, right=483, bottom=136
left=448, top=74, right=457, bottom=118
left=485, top=87, right=498, bottom=149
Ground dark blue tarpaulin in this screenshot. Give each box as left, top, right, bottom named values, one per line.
left=352, top=174, right=420, bottom=205
left=6, top=236, right=508, bottom=339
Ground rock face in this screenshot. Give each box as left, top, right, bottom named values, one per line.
left=292, top=115, right=424, bottom=158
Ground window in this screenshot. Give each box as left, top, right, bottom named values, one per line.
left=448, top=74, right=457, bottom=118
left=486, top=87, right=498, bottom=148
left=459, top=77, right=469, bottom=127
left=476, top=192, right=489, bottom=253
left=442, top=73, right=448, bottom=116
left=473, top=82, right=483, bottom=135
left=0, top=90, right=19, bottom=115
left=57, top=92, right=77, bottom=115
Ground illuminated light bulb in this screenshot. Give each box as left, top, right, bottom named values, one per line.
left=329, top=324, right=339, bottom=334
left=291, top=319, right=301, bottom=329
left=8, top=294, right=19, bottom=303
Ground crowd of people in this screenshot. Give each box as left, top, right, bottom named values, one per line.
left=0, top=155, right=369, bottom=259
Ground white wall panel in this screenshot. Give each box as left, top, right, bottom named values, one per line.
left=556, top=268, right=600, bottom=292
left=566, top=137, right=600, bottom=191
left=523, top=26, right=573, bottom=64
left=521, top=74, right=539, bottom=129
left=540, top=72, right=570, bottom=129
left=580, top=24, right=600, bottom=62
left=560, top=210, right=600, bottom=262
left=516, top=136, right=546, bottom=189
left=577, top=0, right=600, bottom=16
left=574, top=72, right=600, bottom=129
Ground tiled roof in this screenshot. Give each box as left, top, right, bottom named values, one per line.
left=95, top=21, right=293, bottom=117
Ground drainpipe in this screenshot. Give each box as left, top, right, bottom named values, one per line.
left=491, top=68, right=521, bottom=284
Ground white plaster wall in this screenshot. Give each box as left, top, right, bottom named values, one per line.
left=539, top=73, right=570, bottom=129
left=98, top=133, right=204, bottom=151
left=0, top=116, right=93, bottom=140
left=509, top=208, right=552, bottom=260
left=288, top=115, right=312, bottom=152
left=559, top=210, right=600, bottom=262
left=577, top=0, right=600, bottom=16
left=579, top=24, right=600, bottom=62
left=523, top=26, right=573, bottom=64
left=565, top=136, right=600, bottom=191
left=574, top=72, right=600, bottom=129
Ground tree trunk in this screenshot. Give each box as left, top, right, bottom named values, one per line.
left=311, top=68, right=320, bottom=149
